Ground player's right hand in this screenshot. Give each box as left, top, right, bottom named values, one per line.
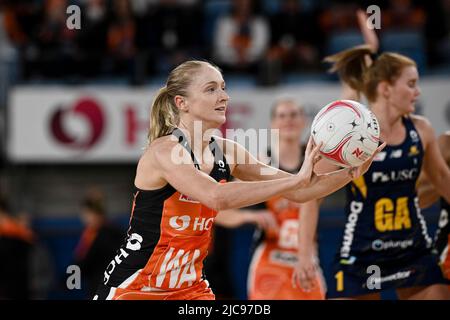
left=350, top=142, right=386, bottom=179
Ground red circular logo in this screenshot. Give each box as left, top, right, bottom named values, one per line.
left=50, top=97, right=105, bottom=149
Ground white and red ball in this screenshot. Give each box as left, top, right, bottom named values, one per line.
left=311, top=100, right=380, bottom=167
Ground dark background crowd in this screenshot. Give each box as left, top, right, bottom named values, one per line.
left=1, top=0, right=450, bottom=86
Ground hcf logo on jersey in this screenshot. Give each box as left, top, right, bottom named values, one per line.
left=169, top=215, right=214, bottom=231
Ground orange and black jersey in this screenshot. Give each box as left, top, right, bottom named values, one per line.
left=251, top=146, right=305, bottom=247
left=102, top=129, right=231, bottom=291
left=435, top=198, right=450, bottom=256
left=434, top=198, right=450, bottom=280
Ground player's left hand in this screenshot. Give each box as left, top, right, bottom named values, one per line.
left=292, top=253, right=319, bottom=292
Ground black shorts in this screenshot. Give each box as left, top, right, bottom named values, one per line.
left=326, top=252, right=447, bottom=298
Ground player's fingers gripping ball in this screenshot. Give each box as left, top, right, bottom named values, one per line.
left=311, top=100, right=380, bottom=168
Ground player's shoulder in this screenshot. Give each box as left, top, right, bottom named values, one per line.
left=438, top=131, right=450, bottom=161
left=135, top=136, right=179, bottom=188
left=149, top=135, right=178, bottom=153
left=409, top=114, right=435, bottom=143
left=211, top=135, right=245, bottom=156
left=438, top=131, right=450, bottom=143
left=409, top=114, right=432, bottom=130
left=143, top=135, right=185, bottom=167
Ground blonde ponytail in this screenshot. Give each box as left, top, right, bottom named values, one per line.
left=148, top=87, right=179, bottom=143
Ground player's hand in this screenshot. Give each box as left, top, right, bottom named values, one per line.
left=357, top=9, right=379, bottom=53
left=296, top=137, right=322, bottom=187
left=349, top=142, right=386, bottom=179
left=244, top=210, right=279, bottom=236
left=292, top=253, right=319, bottom=292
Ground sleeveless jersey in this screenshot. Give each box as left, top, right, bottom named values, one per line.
left=102, top=129, right=231, bottom=291
left=338, top=116, right=433, bottom=267
left=252, top=146, right=305, bottom=257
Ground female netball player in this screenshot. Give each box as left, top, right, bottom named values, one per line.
left=417, top=132, right=450, bottom=284
left=215, top=98, right=326, bottom=299
left=93, top=60, right=383, bottom=300
left=315, top=45, right=450, bottom=299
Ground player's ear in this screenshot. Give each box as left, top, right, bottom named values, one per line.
left=377, top=81, right=391, bottom=99
left=174, top=95, right=188, bottom=112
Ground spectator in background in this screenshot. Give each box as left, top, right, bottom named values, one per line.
left=134, top=0, right=204, bottom=82
left=380, top=0, right=427, bottom=73
left=382, top=0, right=426, bottom=31
left=267, top=0, right=323, bottom=71
left=73, top=196, right=123, bottom=299
left=33, top=0, right=78, bottom=78
left=0, top=0, right=40, bottom=80
left=0, top=1, right=19, bottom=108
left=76, top=0, right=108, bottom=78
left=105, top=0, right=136, bottom=78
left=0, top=196, right=34, bottom=299
left=262, top=0, right=323, bottom=85
left=319, top=1, right=359, bottom=35
left=434, top=0, right=450, bottom=65
left=0, top=1, right=22, bottom=59
left=213, top=0, right=269, bottom=73
left=1, top=1, right=34, bottom=47
left=317, top=1, right=362, bottom=67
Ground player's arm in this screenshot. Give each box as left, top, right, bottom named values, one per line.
left=357, top=9, right=379, bottom=54
left=417, top=131, right=450, bottom=208
left=438, top=132, right=450, bottom=164
left=292, top=198, right=323, bottom=290
left=328, top=9, right=379, bottom=102
left=214, top=209, right=253, bottom=228
left=417, top=171, right=440, bottom=209
left=227, top=136, right=385, bottom=203
left=414, top=117, right=450, bottom=204
left=215, top=208, right=278, bottom=232
left=298, top=199, right=322, bottom=258
left=230, top=139, right=350, bottom=202
left=151, top=140, right=315, bottom=211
